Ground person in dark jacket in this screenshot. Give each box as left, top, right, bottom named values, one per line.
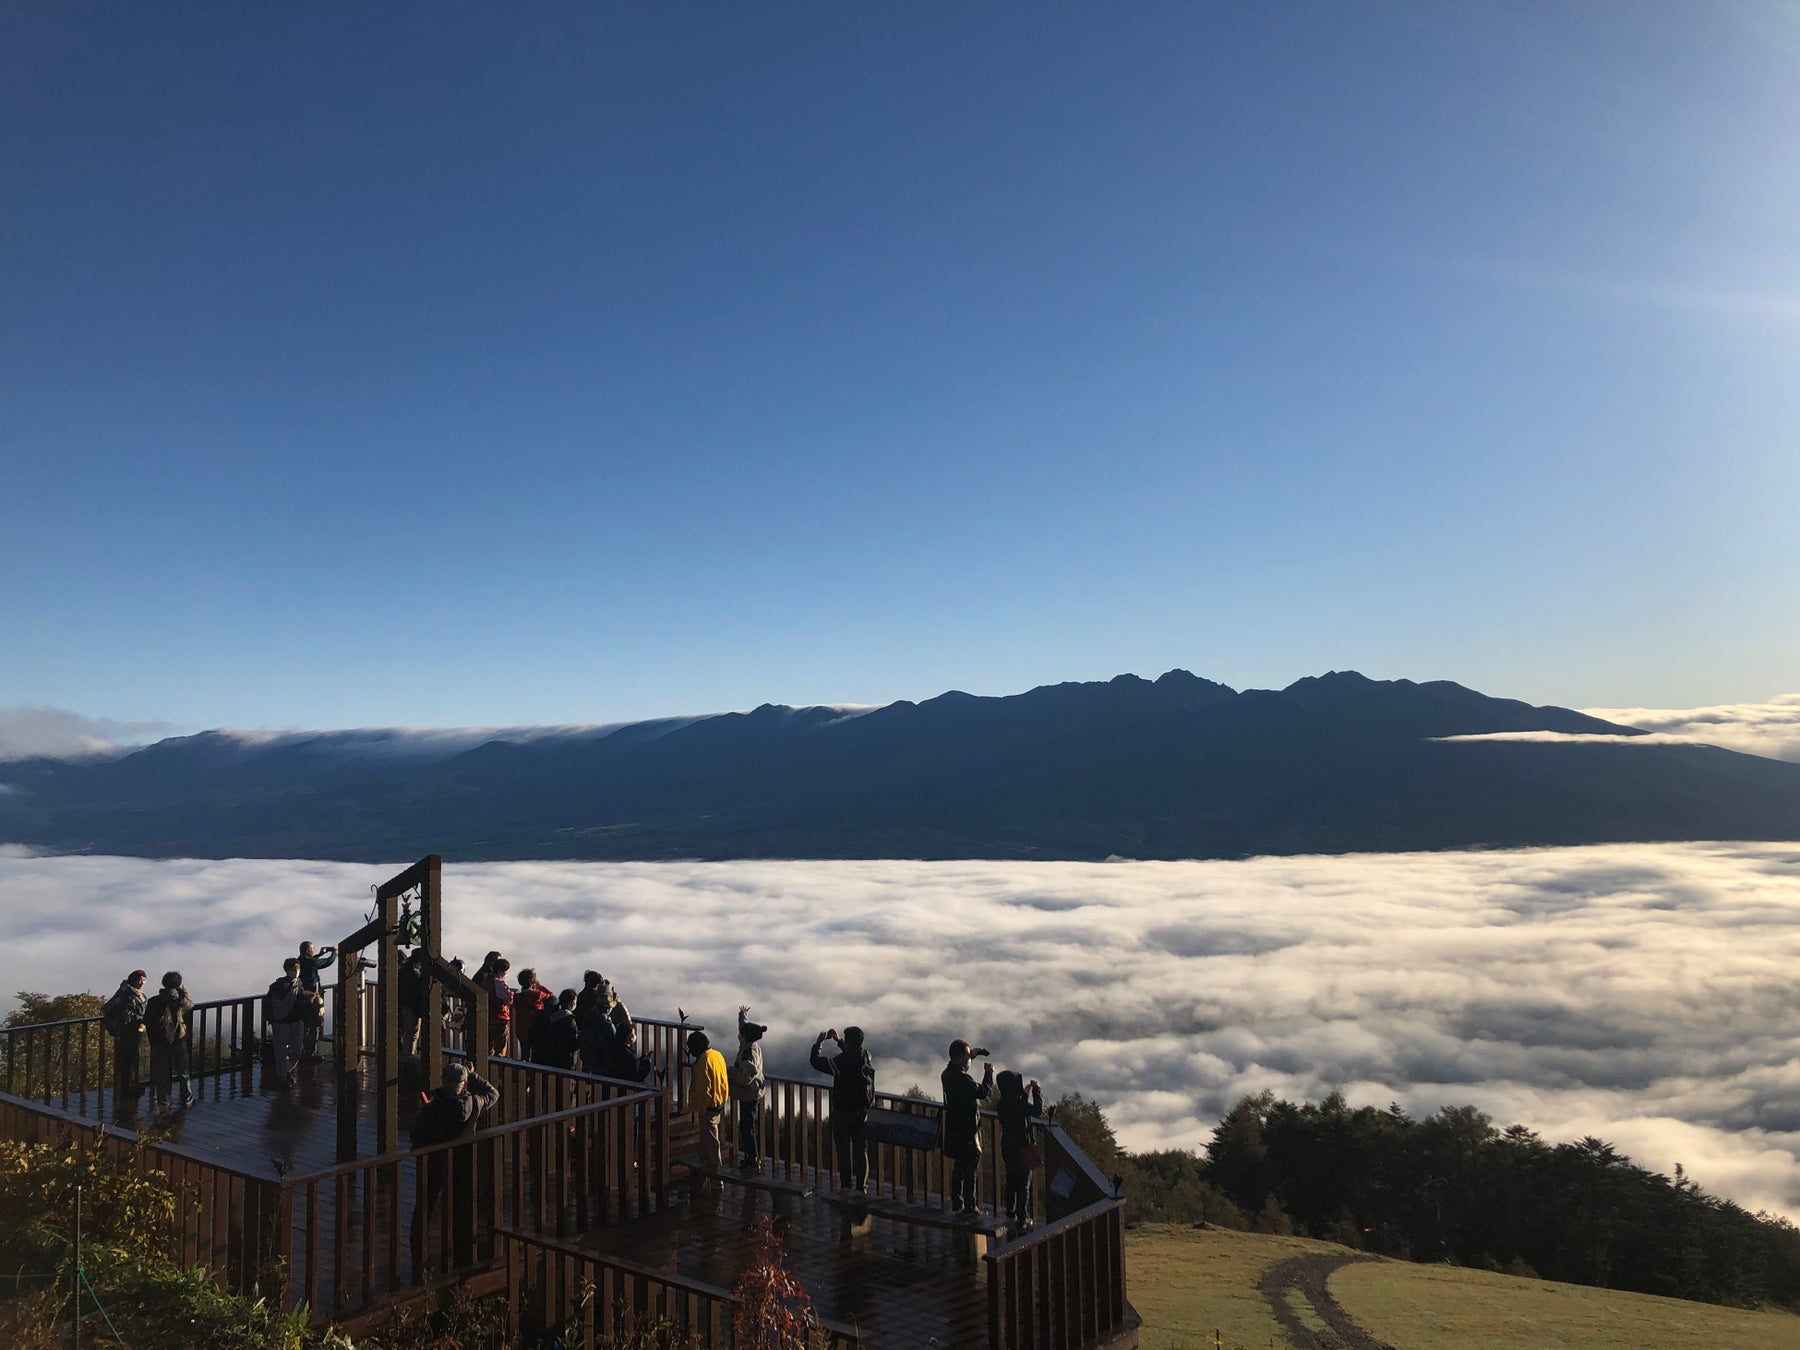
left=575, top=969, right=604, bottom=1025
left=410, top=1062, right=500, bottom=1272
left=995, top=1070, right=1044, bottom=1229
left=101, top=969, right=148, bottom=1120
left=297, top=941, right=335, bottom=1061
left=596, top=978, right=637, bottom=1077
left=941, top=1038, right=995, bottom=1216
left=810, top=1025, right=875, bottom=1193
left=578, top=983, right=616, bottom=1076
left=528, top=990, right=581, bottom=1070
left=144, top=971, right=196, bottom=1111
left=265, top=958, right=307, bottom=1087
left=396, top=948, right=427, bottom=1058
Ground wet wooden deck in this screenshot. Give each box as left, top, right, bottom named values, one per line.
left=572, top=1159, right=996, bottom=1347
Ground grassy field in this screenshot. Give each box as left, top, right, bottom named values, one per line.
left=1125, top=1223, right=1341, bottom=1350
left=1331, top=1257, right=1800, bottom=1350
left=1126, top=1223, right=1800, bottom=1350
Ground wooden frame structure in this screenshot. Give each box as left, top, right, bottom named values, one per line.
left=334, top=855, right=488, bottom=1159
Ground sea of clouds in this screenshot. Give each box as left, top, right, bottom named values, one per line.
left=4, top=843, right=1800, bottom=1220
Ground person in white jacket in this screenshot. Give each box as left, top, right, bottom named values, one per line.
left=729, top=1005, right=767, bottom=1170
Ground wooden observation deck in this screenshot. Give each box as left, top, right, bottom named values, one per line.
left=0, top=859, right=1135, bottom=1348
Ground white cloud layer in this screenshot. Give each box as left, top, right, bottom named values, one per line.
left=3, top=845, right=1800, bottom=1219
left=1584, top=695, right=1800, bottom=762
left=0, top=707, right=185, bottom=761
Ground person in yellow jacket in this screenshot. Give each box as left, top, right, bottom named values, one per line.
left=687, top=1029, right=731, bottom=1171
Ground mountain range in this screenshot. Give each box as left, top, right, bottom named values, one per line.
left=4, top=670, right=1799, bottom=862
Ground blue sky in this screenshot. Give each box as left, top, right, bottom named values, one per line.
left=4, top=2, right=1798, bottom=732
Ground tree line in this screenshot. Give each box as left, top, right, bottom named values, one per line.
left=1056, top=1088, right=1800, bottom=1312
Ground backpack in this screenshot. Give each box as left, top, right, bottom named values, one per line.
left=100, top=988, right=134, bottom=1036
left=147, top=994, right=180, bottom=1049
left=265, top=978, right=299, bottom=1024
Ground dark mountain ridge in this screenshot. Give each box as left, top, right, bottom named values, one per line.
left=3, top=669, right=1796, bottom=863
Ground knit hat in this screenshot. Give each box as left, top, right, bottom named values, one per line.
left=443, top=1062, right=469, bottom=1089
left=739, top=1019, right=767, bottom=1043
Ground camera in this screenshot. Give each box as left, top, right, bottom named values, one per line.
left=971, top=1047, right=990, bottom=1058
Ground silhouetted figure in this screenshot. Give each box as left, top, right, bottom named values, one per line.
left=512, top=967, right=553, bottom=1059
left=996, top=1070, right=1044, bottom=1229
left=578, top=976, right=616, bottom=1075
left=730, top=1006, right=767, bottom=1170
left=600, top=978, right=637, bottom=1077
left=411, top=1061, right=499, bottom=1272
left=688, top=1030, right=730, bottom=1171
left=941, top=1038, right=994, bottom=1216
left=396, top=948, right=427, bottom=1058
left=265, top=958, right=307, bottom=1087
left=476, top=956, right=513, bottom=1057
left=297, top=940, right=335, bottom=1060
left=528, top=989, right=580, bottom=1070
left=100, top=969, right=148, bottom=1120
left=145, top=971, right=196, bottom=1111
left=811, top=1026, right=875, bottom=1192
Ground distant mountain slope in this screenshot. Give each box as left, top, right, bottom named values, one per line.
left=3, top=670, right=1798, bottom=862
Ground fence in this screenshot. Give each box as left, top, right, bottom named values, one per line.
left=274, top=1080, right=669, bottom=1320
left=756, top=1076, right=1020, bottom=1213
left=0, top=1089, right=289, bottom=1300
left=503, top=1228, right=864, bottom=1349
left=0, top=995, right=261, bottom=1108
left=982, top=1119, right=1129, bottom=1348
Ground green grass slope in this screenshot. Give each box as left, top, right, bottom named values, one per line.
left=1127, top=1223, right=1800, bottom=1350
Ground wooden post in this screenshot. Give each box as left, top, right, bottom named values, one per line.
left=376, top=889, right=400, bottom=1156
left=336, top=946, right=363, bottom=1163
left=421, top=856, right=444, bottom=1085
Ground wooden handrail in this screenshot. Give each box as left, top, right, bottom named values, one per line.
left=0, top=992, right=258, bottom=1035
left=282, top=1083, right=665, bottom=1186
left=982, top=1195, right=1122, bottom=1260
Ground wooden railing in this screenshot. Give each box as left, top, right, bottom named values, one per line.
left=633, top=1015, right=695, bottom=1112
left=274, top=1081, right=670, bottom=1320
left=757, top=1076, right=1017, bottom=1212
left=0, top=995, right=261, bottom=1107
left=502, top=1228, right=864, bottom=1349
left=0, top=1090, right=288, bottom=1302
left=984, top=1195, right=1127, bottom=1350
left=984, top=1121, right=1129, bottom=1349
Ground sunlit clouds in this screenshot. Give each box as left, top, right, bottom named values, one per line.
left=4, top=844, right=1800, bottom=1217
left=1584, top=695, right=1800, bottom=762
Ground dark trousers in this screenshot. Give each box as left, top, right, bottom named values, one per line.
left=737, top=1096, right=762, bottom=1167
left=1003, top=1152, right=1032, bottom=1222
left=149, top=1040, right=191, bottom=1108
left=112, top=1031, right=141, bottom=1116
left=948, top=1140, right=981, bottom=1212
left=832, top=1114, right=868, bottom=1190
left=413, top=1150, right=479, bottom=1276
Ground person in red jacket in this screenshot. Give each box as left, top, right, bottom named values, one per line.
left=474, top=955, right=514, bottom=1058
left=512, top=967, right=555, bottom=1060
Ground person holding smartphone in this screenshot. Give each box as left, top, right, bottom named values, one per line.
left=941, top=1038, right=995, bottom=1217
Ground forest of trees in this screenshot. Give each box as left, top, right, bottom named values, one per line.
left=1057, top=1089, right=1800, bottom=1312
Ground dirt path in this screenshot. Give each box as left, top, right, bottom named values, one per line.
left=1257, top=1252, right=1396, bottom=1350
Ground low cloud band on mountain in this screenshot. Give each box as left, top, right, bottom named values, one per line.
left=5, top=844, right=1799, bottom=1221
left=0, top=706, right=184, bottom=762
left=1584, top=695, right=1800, bottom=763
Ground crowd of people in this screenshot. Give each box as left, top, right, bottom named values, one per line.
left=99, top=946, right=1052, bottom=1231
